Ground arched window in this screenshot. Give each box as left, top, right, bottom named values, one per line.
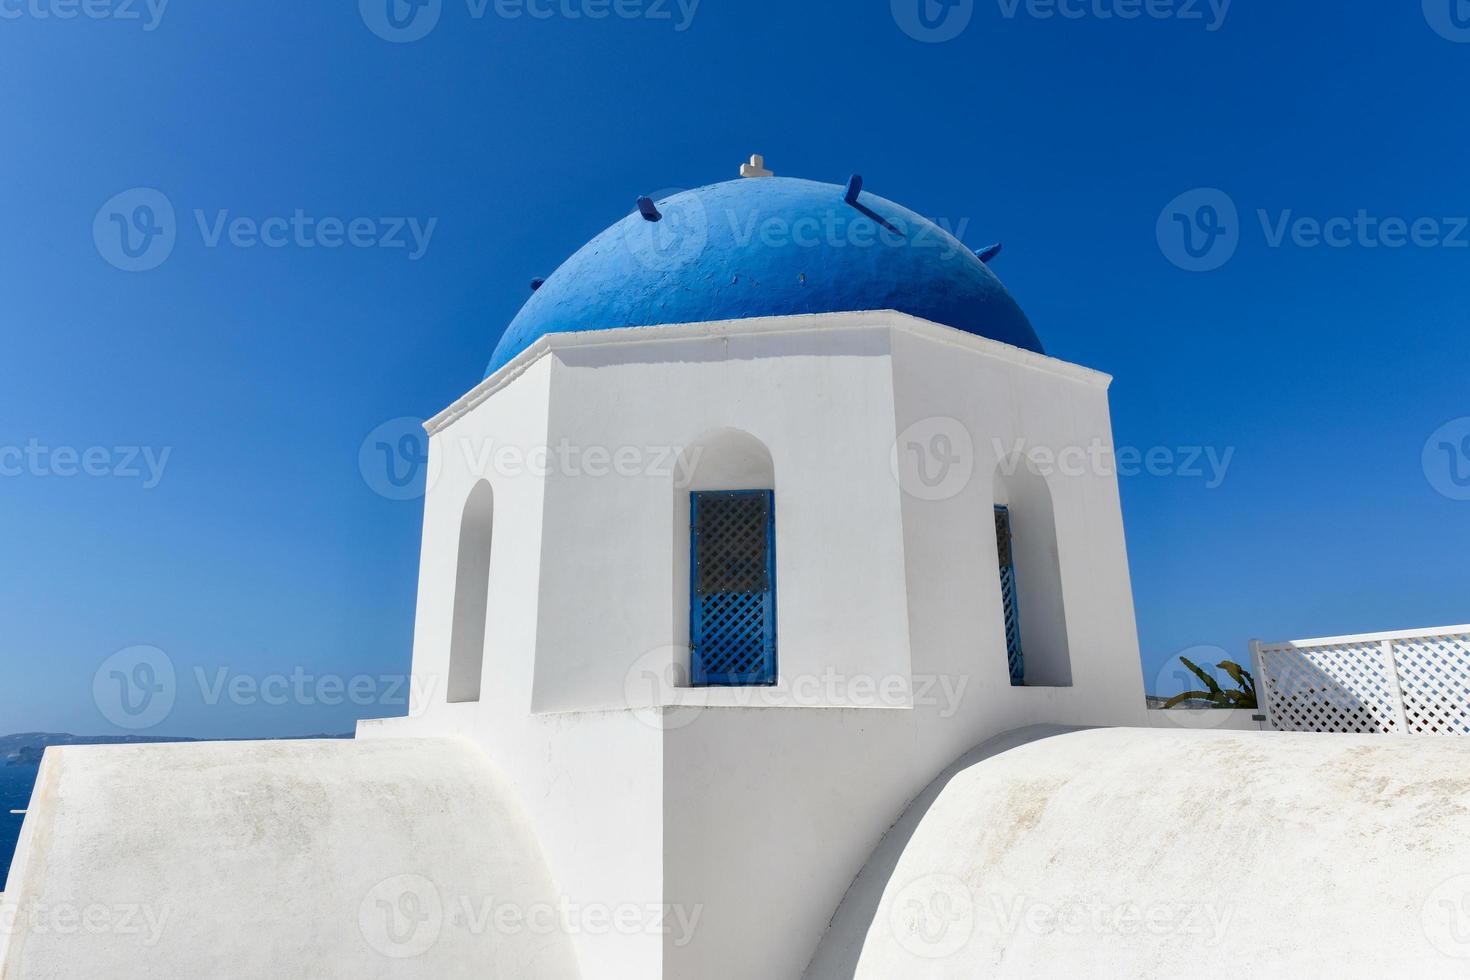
left=993, top=458, right=1072, bottom=687
left=447, top=481, right=494, bottom=703
left=675, top=429, right=778, bottom=687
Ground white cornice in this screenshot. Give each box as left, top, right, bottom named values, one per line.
left=425, top=310, right=1111, bottom=436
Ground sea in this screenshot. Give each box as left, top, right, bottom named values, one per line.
left=0, top=764, right=39, bottom=886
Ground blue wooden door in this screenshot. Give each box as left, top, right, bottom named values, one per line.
left=690, top=490, right=777, bottom=686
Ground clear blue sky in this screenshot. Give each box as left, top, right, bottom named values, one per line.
left=2, top=1, right=1467, bottom=737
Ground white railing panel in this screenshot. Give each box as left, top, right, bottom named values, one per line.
left=1254, top=626, right=1470, bottom=735
left=1392, top=631, right=1470, bottom=735
left=1255, top=638, right=1404, bottom=734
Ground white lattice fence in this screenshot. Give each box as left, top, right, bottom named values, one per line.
left=1253, top=626, right=1470, bottom=735
left=1394, top=632, right=1470, bottom=734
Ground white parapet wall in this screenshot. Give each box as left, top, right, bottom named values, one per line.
left=0, top=739, right=579, bottom=980
left=1253, top=626, right=1470, bottom=735
left=1144, top=707, right=1268, bottom=731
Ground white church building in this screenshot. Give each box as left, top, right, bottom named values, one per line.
left=4, top=159, right=1470, bottom=979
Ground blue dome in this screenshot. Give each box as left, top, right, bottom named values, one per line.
left=487, top=176, right=1041, bottom=376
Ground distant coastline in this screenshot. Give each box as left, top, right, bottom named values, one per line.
left=2, top=732, right=201, bottom=768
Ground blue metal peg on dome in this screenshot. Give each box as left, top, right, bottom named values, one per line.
left=530, top=278, right=545, bottom=292
left=636, top=196, right=661, bottom=222
left=977, top=242, right=1003, bottom=264
left=843, top=174, right=901, bottom=235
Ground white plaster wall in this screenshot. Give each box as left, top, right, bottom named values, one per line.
left=379, top=353, right=667, bottom=979
left=367, top=311, right=1149, bottom=980
left=530, top=320, right=914, bottom=715
left=359, top=711, right=665, bottom=978
left=408, top=354, right=553, bottom=717
left=889, top=325, right=1148, bottom=738
left=661, top=707, right=916, bottom=979
left=657, top=313, right=1147, bottom=975
left=655, top=318, right=1145, bottom=980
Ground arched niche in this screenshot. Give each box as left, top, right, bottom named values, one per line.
left=671, top=429, right=778, bottom=686
left=993, top=455, right=1072, bottom=687
left=447, top=480, right=495, bottom=703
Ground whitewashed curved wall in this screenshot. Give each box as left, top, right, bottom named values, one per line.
left=0, top=739, right=579, bottom=980
left=811, top=726, right=1470, bottom=980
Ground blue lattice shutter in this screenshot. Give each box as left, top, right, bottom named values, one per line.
left=995, top=505, right=1024, bottom=686
left=690, top=490, right=777, bottom=686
